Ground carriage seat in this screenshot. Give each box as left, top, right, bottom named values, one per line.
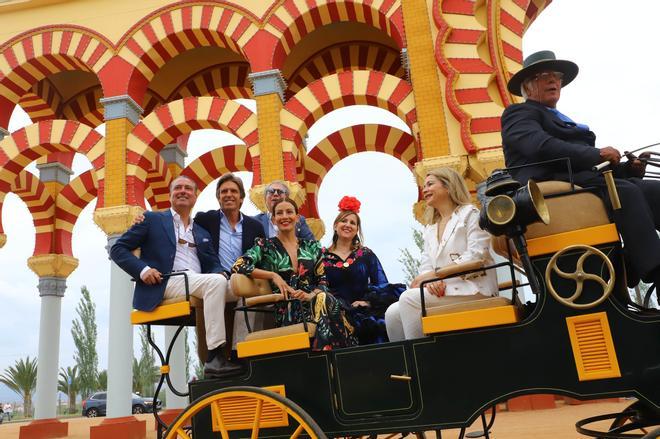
left=231, top=274, right=315, bottom=358
left=420, top=260, right=520, bottom=335
left=492, top=181, right=616, bottom=261
left=130, top=295, right=207, bottom=363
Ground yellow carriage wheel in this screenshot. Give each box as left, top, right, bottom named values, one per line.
left=165, top=386, right=327, bottom=439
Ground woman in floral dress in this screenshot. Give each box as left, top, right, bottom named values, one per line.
left=232, top=198, right=356, bottom=350
left=322, top=196, right=404, bottom=344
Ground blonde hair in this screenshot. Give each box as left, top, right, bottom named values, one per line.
left=425, top=167, right=471, bottom=224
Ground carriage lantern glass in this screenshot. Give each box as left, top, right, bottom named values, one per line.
left=479, top=170, right=550, bottom=236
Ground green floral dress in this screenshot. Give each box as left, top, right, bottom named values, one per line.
left=232, top=237, right=357, bottom=350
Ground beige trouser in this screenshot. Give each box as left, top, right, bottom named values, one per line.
left=164, top=273, right=237, bottom=351
left=385, top=288, right=487, bottom=341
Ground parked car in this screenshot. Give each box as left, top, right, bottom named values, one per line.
left=82, top=392, right=162, bottom=417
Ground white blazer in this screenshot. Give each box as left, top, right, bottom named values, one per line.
left=419, top=204, right=498, bottom=296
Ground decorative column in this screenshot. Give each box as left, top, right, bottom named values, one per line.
left=19, top=255, right=78, bottom=439
left=92, top=95, right=146, bottom=439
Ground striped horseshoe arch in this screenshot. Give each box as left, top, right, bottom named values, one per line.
left=180, top=144, right=253, bottom=193
left=126, top=96, right=257, bottom=206
left=0, top=27, right=112, bottom=126
left=55, top=170, right=98, bottom=257
left=10, top=170, right=55, bottom=256
left=281, top=70, right=416, bottom=162
left=0, top=120, right=105, bottom=195
left=303, top=124, right=417, bottom=217
left=118, top=3, right=259, bottom=92
left=267, top=0, right=405, bottom=68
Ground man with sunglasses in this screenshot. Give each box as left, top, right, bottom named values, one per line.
left=110, top=175, right=241, bottom=377
left=501, top=50, right=660, bottom=298
left=254, top=180, right=315, bottom=240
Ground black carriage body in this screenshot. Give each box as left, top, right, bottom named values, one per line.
left=188, top=240, right=660, bottom=437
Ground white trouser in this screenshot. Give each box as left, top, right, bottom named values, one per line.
left=164, top=273, right=237, bottom=351
left=385, top=288, right=486, bottom=341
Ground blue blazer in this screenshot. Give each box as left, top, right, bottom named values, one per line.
left=193, top=209, right=266, bottom=271
left=110, top=210, right=222, bottom=311
left=253, top=213, right=315, bottom=241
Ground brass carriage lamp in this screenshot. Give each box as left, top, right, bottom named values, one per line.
left=479, top=170, right=550, bottom=296
left=479, top=170, right=550, bottom=237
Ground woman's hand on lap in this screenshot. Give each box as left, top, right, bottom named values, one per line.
left=427, top=280, right=446, bottom=297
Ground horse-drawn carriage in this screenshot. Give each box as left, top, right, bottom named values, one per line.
left=133, top=164, right=660, bottom=439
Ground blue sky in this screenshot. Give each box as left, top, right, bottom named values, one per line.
left=2, top=0, right=660, bottom=402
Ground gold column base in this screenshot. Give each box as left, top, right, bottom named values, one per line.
left=413, top=156, right=468, bottom=185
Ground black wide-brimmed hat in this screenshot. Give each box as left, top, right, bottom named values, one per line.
left=507, top=50, right=579, bottom=96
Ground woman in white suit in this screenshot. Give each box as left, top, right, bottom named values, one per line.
left=385, top=167, right=498, bottom=341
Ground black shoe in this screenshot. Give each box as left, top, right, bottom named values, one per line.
left=204, top=356, right=242, bottom=378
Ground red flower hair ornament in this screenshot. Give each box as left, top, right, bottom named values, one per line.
left=338, top=196, right=361, bottom=213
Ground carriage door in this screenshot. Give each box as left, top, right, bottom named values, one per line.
left=331, top=344, right=421, bottom=421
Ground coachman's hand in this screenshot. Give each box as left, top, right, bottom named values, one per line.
left=628, top=151, right=650, bottom=178
left=599, top=146, right=621, bottom=165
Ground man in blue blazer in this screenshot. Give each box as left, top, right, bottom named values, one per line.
left=194, top=173, right=265, bottom=274
left=110, top=175, right=241, bottom=376
left=253, top=180, right=315, bottom=240
left=502, top=50, right=660, bottom=295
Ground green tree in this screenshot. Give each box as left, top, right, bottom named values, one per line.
left=0, top=356, right=37, bottom=418
left=398, top=228, right=424, bottom=284
left=57, top=365, right=80, bottom=414
left=71, top=286, right=98, bottom=399
left=97, top=370, right=107, bottom=391
left=184, top=328, right=191, bottom=382
left=133, top=326, right=158, bottom=397
left=192, top=337, right=204, bottom=380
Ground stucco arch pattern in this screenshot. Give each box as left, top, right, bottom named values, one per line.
left=126, top=96, right=257, bottom=205
left=267, top=0, right=405, bottom=69
left=303, top=123, right=416, bottom=217
left=180, top=144, right=252, bottom=193
left=281, top=70, right=416, bottom=161
left=118, top=3, right=258, bottom=95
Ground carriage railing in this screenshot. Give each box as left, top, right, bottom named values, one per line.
left=133, top=270, right=192, bottom=438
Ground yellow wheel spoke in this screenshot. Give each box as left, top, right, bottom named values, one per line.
left=290, top=423, right=305, bottom=439
left=175, top=427, right=191, bottom=439
left=251, top=399, right=264, bottom=439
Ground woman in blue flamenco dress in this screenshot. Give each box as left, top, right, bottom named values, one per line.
left=322, top=196, right=405, bottom=344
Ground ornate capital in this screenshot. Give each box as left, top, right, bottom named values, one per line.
left=305, top=218, right=326, bottom=240
left=413, top=156, right=468, bottom=185
left=249, top=182, right=306, bottom=213
left=38, top=277, right=67, bottom=297
left=27, top=254, right=79, bottom=278
left=0, top=233, right=6, bottom=248
left=94, top=205, right=145, bottom=235
left=468, top=150, right=505, bottom=182
left=161, top=143, right=187, bottom=168
left=100, top=95, right=143, bottom=124
left=413, top=200, right=432, bottom=226
left=36, top=162, right=74, bottom=185
left=248, top=69, right=286, bottom=101
left=400, top=48, right=410, bottom=82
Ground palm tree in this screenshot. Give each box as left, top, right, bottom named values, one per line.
left=0, top=356, right=37, bottom=417
left=57, top=366, right=80, bottom=414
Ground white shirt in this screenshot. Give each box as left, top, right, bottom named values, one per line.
left=140, top=209, right=201, bottom=281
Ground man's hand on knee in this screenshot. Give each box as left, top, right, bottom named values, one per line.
left=142, top=268, right=163, bottom=285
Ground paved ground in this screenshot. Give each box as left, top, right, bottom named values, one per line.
left=0, top=400, right=651, bottom=438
